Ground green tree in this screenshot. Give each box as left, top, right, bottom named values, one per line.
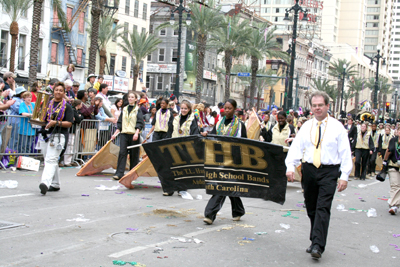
left=28, top=0, right=68, bottom=85
left=347, top=77, right=364, bottom=111
left=328, top=59, right=358, bottom=112
left=88, top=0, right=103, bottom=74
left=210, top=15, right=251, bottom=100
left=189, top=0, right=223, bottom=103
left=118, top=30, right=161, bottom=90
left=246, top=24, right=287, bottom=108
left=0, top=0, right=33, bottom=72
left=86, top=16, right=123, bottom=75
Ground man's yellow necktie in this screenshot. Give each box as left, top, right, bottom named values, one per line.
left=313, top=121, right=322, bottom=168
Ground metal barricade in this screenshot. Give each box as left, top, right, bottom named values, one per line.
left=74, top=119, right=119, bottom=162
left=0, top=115, right=42, bottom=159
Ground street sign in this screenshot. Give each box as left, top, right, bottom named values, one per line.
left=372, top=109, right=378, bottom=115
left=238, top=72, right=250, bottom=77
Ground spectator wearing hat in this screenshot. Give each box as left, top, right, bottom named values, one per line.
left=72, top=81, right=80, bottom=96
left=61, top=64, right=75, bottom=82
left=8, top=86, right=27, bottom=150
left=93, top=75, right=103, bottom=92
left=139, top=98, right=148, bottom=115
left=85, top=74, right=96, bottom=90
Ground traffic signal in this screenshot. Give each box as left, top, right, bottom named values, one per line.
left=386, top=102, right=390, bottom=112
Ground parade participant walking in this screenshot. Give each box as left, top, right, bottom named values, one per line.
left=377, top=127, right=400, bottom=215
left=39, top=82, right=73, bottom=195
left=368, top=122, right=380, bottom=178
left=378, top=126, right=393, bottom=156
left=111, top=92, right=144, bottom=180
left=345, top=117, right=357, bottom=152
left=202, top=99, right=247, bottom=225
left=265, top=111, right=295, bottom=146
left=286, top=91, right=352, bottom=260
left=352, top=123, right=374, bottom=180
left=146, top=97, right=174, bottom=141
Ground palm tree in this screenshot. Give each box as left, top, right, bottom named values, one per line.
left=86, top=16, right=122, bottom=75
left=0, top=0, right=33, bottom=72
left=347, top=77, right=364, bottom=111
left=210, top=15, right=251, bottom=100
left=118, top=30, right=161, bottom=90
left=365, top=77, right=393, bottom=118
left=88, top=0, right=103, bottom=74
left=189, top=0, right=223, bottom=103
left=246, top=24, right=287, bottom=108
left=328, top=59, right=358, bottom=113
left=28, top=0, right=68, bottom=86
left=342, top=89, right=355, bottom=112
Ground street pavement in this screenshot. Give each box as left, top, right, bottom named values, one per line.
left=0, top=167, right=399, bottom=267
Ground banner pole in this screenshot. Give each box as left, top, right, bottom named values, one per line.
left=127, top=143, right=143, bottom=150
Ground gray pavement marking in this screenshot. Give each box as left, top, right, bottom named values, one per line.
left=0, top=193, right=35, bottom=199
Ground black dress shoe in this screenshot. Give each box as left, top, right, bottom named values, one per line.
left=48, top=186, right=60, bottom=192
left=162, top=192, right=174, bottom=196
left=39, top=183, right=48, bottom=195
left=311, top=247, right=322, bottom=260
left=306, top=245, right=313, bottom=253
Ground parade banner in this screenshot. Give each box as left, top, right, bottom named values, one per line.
left=142, top=135, right=205, bottom=192
left=143, top=135, right=288, bottom=204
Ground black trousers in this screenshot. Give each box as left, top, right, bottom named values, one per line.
left=302, top=163, right=340, bottom=253
left=204, top=195, right=245, bottom=222
left=355, top=149, right=369, bottom=179
left=153, top=131, right=168, bottom=141
left=115, top=133, right=140, bottom=178
left=368, top=150, right=378, bottom=174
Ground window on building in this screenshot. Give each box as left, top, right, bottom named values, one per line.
left=51, top=42, right=58, bottom=64
left=134, top=0, right=139, bottom=18
left=37, top=39, right=42, bottom=73
left=146, top=75, right=151, bottom=88
left=142, top=27, right=146, bottom=34
left=64, top=46, right=69, bottom=65
left=264, top=8, right=270, bottom=13
left=124, top=22, right=129, bottom=38
left=275, top=8, right=279, bottom=13
left=17, top=35, right=26, bottom=70
left=130, top=58, right=136, bottom=78
left=67, top=7, right=73, bottom=29
left=160, top=28, right=166, bottom=36
left=172, top=49, right=178, bottom=62
left=77, top=48, right=83, bottom=66
left=159, top=48, right=165, bottom=61
left=143, top=3, right=147, bottom=20
left=174, top=28, right=178, bottom=36
left=264, top=0, right=270, bottom=4
left=78, top=12, right=85, bottom=33
left=112, top=22, right=117, bottom=41
left=133, top=25, right=138, bottom=32
left=110, top=55, right=116, bottom=75
left=0, top=30, right=8, bottom=66
left=157, top=76, right=163, bottom=90
left=367, top=7, right=380, bottom=12
left=149, top=24, right=153, bottom=34
left=170, top=76, right=176, bottom=90
left=147, top=53, right=152, bottom=61
left=125, top=0, right=130, bottom=15
left=122, top=56, right=127, bottom=71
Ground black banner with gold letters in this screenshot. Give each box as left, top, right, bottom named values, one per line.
left=143, top=135, right=205, bottom=191
left=143, top=135, right=287, bottom=204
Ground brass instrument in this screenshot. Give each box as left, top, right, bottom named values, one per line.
left=30, top=91, right=51, bottom=126
left=360, top=112, right=375, bottom=122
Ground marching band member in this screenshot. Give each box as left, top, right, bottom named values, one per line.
left=147, top=97, right=174, bottom=141
left=367, top=122, right=379, bottom=178
left=39, top=82, right=73, bottom=195
left=378, top=126, right=394, bottom=157
left=202, top=99, right=247, bottom=225
left=352, top=123, right=374, bottom=180
left=345, top=117, right=357, bottom=153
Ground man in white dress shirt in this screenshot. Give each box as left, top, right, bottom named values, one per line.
left=285, top=91, right=352, bottom=260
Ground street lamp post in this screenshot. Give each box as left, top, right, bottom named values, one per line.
left=170, top=0, right=191, bottom=100
left=370, top=44, right=386, bottom=110
left=284, top=43, right=292, bottom=110
left=283, top=0, right=308, bottom=110
left=394, top=88, right=398, bottom=119
left=340, top=64, right=347, bottom=113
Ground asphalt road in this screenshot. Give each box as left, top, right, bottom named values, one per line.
left=0, top=167, right=399, bottom=267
